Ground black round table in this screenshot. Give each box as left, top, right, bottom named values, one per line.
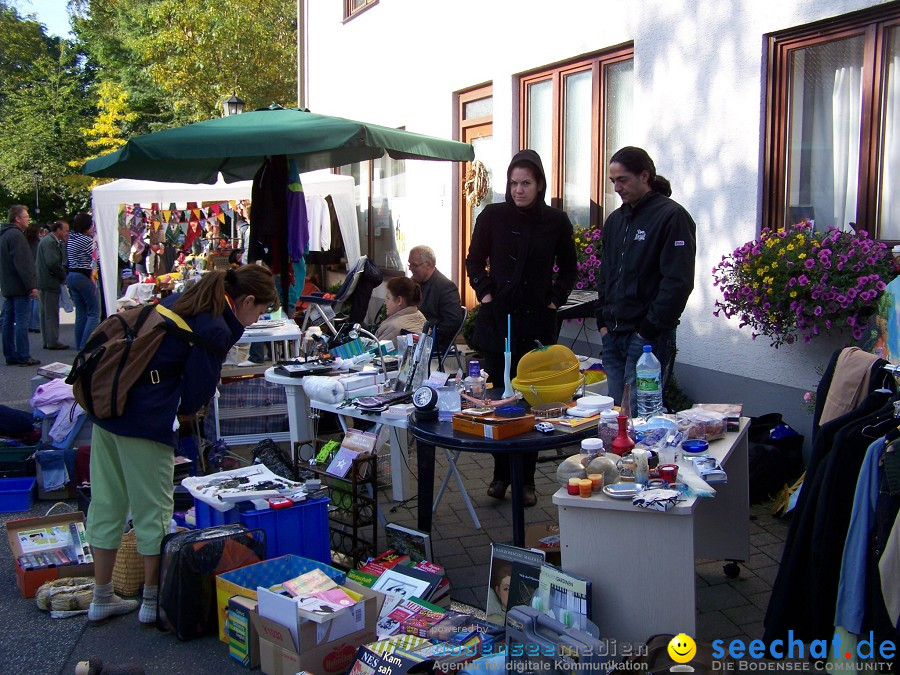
left=410, top=417, right=596, bottom=546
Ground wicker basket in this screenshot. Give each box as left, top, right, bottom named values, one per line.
left=112, top=529, right=143, bottom=597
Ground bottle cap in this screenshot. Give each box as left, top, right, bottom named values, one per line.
left=581, top=438, right=604, bottom=452
left=600, top=409, right=619, bottom=420
left=643, top=344, right=652, bottom=352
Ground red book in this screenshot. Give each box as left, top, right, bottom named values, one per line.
left=359, top=549, right=410, bottom=576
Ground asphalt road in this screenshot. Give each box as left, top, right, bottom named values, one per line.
left=0, top=310, right=249, bottom=674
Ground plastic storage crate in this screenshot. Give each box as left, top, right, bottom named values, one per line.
left=193, top=496, right=329, bottom=563
left=0, top=477, right=36, bottom=512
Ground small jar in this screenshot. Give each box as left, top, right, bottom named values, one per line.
left=598, top=409, right=620, bottom=449
left=581, top=437, right=604, bottom=456
left=567, top=477, right=581, bottom=495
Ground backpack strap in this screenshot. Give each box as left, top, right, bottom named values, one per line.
left=152, top=304, right=228, bottom=363
left=155, top=304, right=191, bottom=332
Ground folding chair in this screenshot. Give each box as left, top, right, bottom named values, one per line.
left=432, top=447, right=481, bottom=529
left=431, top=305, right=467, bottom=373
left=298, top=255, right=382, bottom=337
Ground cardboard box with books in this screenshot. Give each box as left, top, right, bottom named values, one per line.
left=6, top=510, right=94, bottom=597
left=251, top=579, right=384, bottom=675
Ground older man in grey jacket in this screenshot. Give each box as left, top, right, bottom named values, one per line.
left=36, top=220, right=70, bottom=350
left=0, top=205, right=40, bottom=366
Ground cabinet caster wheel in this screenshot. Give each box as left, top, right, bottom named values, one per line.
left=723, top=561, right=741, bottom=578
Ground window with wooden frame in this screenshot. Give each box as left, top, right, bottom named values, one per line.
left=344, top=0, right=378, bottom=22
left=764, top=4, right=900, bottom=239
left=519, top=45, right=634, bottom=231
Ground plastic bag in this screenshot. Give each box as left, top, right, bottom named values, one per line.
left=59, top=285, right=74, bottom=313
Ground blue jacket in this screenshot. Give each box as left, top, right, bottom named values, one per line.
left=92, top=293, right=244, bottom=446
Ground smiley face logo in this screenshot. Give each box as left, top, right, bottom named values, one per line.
left=667, top=633, right=697, bottom=664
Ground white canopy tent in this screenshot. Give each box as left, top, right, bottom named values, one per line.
left=90, top=171, right=360, bottom=314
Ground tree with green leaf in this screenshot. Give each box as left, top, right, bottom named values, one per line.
left=70, top=0, right=297, bottom=127
left=0, top=36, right=94, bottom=217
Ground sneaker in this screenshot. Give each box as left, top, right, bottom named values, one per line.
left=47, top=344, right=70, bottom=350
left=523, top=485, right=537, bottom=508
left=18, top=357, right=40, bottom=367
left=88, top=595, right=140, bottom=626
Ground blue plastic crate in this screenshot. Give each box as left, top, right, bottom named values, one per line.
left=194, top=496, right=330, bottom=563
left=0, top=477, right=36, bottom=513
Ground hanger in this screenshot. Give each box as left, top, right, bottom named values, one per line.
left=862, top=400, right=900, bottom=439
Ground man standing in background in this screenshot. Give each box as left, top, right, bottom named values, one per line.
left=0, top=205, right=41, bottom=366
left=36, top=219, right=70, bottom=351
left=408, top=245, right=464, bottom=359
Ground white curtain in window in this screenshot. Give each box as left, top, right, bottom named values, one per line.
left=831, top=64, right=862, bottom=231
left=880, top=29, right=900, bottom=239
left=789, top=37, right=863, bottom=231
left=604, top=61, right=635, bottom=219
left=563, top=71, right=592, bottom=228
left=527, top=80, right=553, bottom=205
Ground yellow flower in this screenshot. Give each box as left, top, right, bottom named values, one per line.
left=790, top=291, right=797, bottom=297
left=771, top=261, right=778, bottom=269
left=766, top=238, right=777, bottom=248
left=798, top=253, right=806, bottom=260
left=786, top=244, right=794, bottom=251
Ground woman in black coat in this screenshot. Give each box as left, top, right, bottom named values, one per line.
left=465, top=149, right=577, bottom=506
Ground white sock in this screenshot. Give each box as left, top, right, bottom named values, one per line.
left=139, top=585, right=158, bottom=624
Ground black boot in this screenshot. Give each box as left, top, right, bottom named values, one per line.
left=487, top=481, right=509, bottom=500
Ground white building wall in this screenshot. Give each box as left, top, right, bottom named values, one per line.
left=305, top=0, right=890, bottom=403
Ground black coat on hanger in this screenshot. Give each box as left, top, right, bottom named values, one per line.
left=764, top=391, right=895, bottom=644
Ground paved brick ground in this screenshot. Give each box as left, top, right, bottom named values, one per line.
left=376, top=442, right=790, bottom=644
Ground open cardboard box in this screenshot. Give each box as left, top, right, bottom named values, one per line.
left=251, top=579, right=384, bottom=675
left=6, top=510, right=94, bottom=598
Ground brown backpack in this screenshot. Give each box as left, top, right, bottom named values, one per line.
left=66, top=303, right=225, bottom=419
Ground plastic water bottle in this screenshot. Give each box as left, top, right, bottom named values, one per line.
left=635, top=344, right=663, bottom=418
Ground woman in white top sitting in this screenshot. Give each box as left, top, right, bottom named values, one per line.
left=375, top=276, right=426, bottom=347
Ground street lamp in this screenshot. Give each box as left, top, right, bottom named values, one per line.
left=222, top=92, right=245, bottom=117
left=32, top=170, right=42, bottom=218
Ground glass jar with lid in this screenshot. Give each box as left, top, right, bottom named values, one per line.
left=598, top=409, right=620, bottom=450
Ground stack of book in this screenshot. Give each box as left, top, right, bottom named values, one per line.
left=273, top=568, right=363, bottom=623
left=347, top=548, right=451, bottom=639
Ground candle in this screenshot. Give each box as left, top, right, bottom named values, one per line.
left=578, top=479, right=593, bottom=498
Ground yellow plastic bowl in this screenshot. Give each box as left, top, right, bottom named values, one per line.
left=517, top=345, right=579, bottom=378
left=513, top=374, right=585, bottom=407
left=515, top=362, right=581, bottom=386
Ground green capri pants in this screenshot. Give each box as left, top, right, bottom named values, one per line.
left=86, top=425, right=174, bottom=556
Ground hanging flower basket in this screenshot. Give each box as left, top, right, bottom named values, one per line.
left=712, top=222, right=894, bottom=347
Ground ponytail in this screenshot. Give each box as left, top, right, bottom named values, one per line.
left=171, top=263, right=278, bottom=318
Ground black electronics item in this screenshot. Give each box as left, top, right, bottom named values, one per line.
left=505, top=605, right=606, bottom=674
left=355, top=390, right=413, bottom=410
left=414, top=408, right=439, bottom=423
left=274, top=360, right=333, bottom=377
left=413, top=386, right=438, bottom=410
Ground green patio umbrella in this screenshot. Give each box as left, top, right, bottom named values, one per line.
left=83, top=105, right=474, bottom=182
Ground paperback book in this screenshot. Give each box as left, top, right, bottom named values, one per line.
left=536, top=563, right=592, bottom=631
left=371, top=568, right=435, bottom=622
left=385, top=523, right=433, bottom=563
left=485, top=543, right=546, bottom=626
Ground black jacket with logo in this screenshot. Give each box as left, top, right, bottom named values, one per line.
left=595, top=190, right=696, bottom=339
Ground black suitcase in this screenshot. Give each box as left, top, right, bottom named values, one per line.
left=157, top=524, right=266, bottom=640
